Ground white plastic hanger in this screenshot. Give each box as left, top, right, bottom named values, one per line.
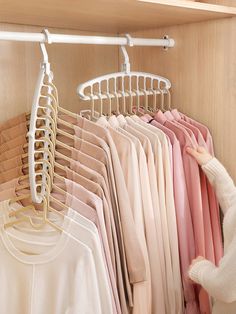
left=28, top=29, right=55, bottom=204
left=77, top=33, right=171, bottom=116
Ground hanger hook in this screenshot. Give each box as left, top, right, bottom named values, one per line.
left=120, top=34, right=133, bottom=74
left=40, top=29, right=52, bottom=73
left=164, top=87, right=172, bottom=110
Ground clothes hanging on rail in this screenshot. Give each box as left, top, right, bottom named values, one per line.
left=0, top=106, right=223, bottom=314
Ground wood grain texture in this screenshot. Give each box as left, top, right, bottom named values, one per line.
left=0, top=0, right=236, bottom=33
left=129, top=17, right=236, bottom=180
left=0, top=23, right=119, bottom=121
left=199, top=0, right=236, bottom=7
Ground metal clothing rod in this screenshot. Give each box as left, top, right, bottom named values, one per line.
left=0, top=31, right=175, bottom=47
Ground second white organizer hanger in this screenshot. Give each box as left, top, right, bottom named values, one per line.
left=77, top=34, right=171, bottom=103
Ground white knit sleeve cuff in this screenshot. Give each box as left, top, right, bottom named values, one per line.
left=202, top=157, right=227, bottom=181
left=188, top=260, right=216, bottom=284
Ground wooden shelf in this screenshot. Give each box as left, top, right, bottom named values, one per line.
left=1, top=0, right=236, bottom=33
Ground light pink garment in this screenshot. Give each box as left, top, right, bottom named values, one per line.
left=142, top=114, right=199, bottom=314
left=58, top=134, right=112, bottom=199
left=0, top=113, right=26, bottom=132
left=0, top=187, right=18, bottom=201
left=155, top=110, right=211, bottom=314
left=164, top=112, right=212, bottom=314
left=0, top=155, right=23, bottom=172
left=0, top=166, right=24, bottom=184
left=180, top=112, right=214, bottom=155
left=171, top=110, right=215, bottom=264
left=0, top=135, right=27, bottom=153
left=0, top=122, right=27, bottom=144
left=57, top=145, right=110, bottom=192
left=156, top=110, right=205, bottom=256
left=69, top=159, right=113, bottom=211
left=0, top=178, right=29, bottom=201
left=0, top=178, right=20, bottom=191
left=0, top=145, right=25, bottom=162
left=179, top=111, right=223, bottom=264
left=70, top=124, right=116, bottom=206
left=71, top=124, right=123, bottom=271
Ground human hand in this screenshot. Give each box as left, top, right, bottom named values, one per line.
left=186, top=146, right=213, bottom=166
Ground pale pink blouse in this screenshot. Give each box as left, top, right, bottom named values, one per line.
left=142, top=114, right=199, bottom=314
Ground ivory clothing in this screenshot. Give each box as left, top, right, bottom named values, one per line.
left=62, top=171, right=127, bottom=313
left=74, top=114, right=147, bottom=309
left=0, top=201, right=103, bottom=314
left=117, top=114, right=166, bottom=314
left=130, top=115, right=181, bottom=314
left=100, top=115, right=151, bottom=314
left=1, top=201, right=114, bottom=314
left=134, top=115, right=183, bottom=314
left=125, top=115, right=169, bottom=312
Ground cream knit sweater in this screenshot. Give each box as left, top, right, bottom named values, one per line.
left=189, top=157, right=236, bottom=314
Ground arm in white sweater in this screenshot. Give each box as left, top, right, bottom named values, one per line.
left=202, top=157, right=236, bottom=215
left=189, top=240, right=236, bottom=303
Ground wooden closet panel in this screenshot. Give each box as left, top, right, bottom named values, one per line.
left=129, top=17, right=236, bottom=180
left=200, top=1, right=236, bottom=7
left=0, top=23, right=119, bottom=122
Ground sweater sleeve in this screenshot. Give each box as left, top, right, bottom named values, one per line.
left=202, top=157, right=236, bottom=215
left=188, top=251, right=236, bottom=303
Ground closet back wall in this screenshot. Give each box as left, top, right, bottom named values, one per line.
left=0, top=23, right=119, bottom=121
left=129, top=16, right=236, bottom=180
left=1, top=18, right=236, bottom=182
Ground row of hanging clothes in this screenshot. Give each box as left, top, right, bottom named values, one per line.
left=0, top=31, right=223, bottom=314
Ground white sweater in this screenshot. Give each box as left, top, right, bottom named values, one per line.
left=189, top=157, right=236, bottom=314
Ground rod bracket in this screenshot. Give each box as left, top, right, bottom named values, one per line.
left=163, top=35, right=170, bottom=50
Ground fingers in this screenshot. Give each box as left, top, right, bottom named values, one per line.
left=186, top=147, right=199, bottom=158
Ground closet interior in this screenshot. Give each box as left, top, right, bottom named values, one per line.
left=0, top=1, right=236, bottom=313
left=1, top=0, right=236, bottom=179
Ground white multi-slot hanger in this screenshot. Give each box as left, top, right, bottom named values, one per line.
left=77, top=34, right=171, bottom=115
left=27, top=29, right=56, bottom=204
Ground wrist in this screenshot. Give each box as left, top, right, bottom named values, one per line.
left=188, top=259, right=213, bottom=284
left=201, top=155, right=213, bottom=166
